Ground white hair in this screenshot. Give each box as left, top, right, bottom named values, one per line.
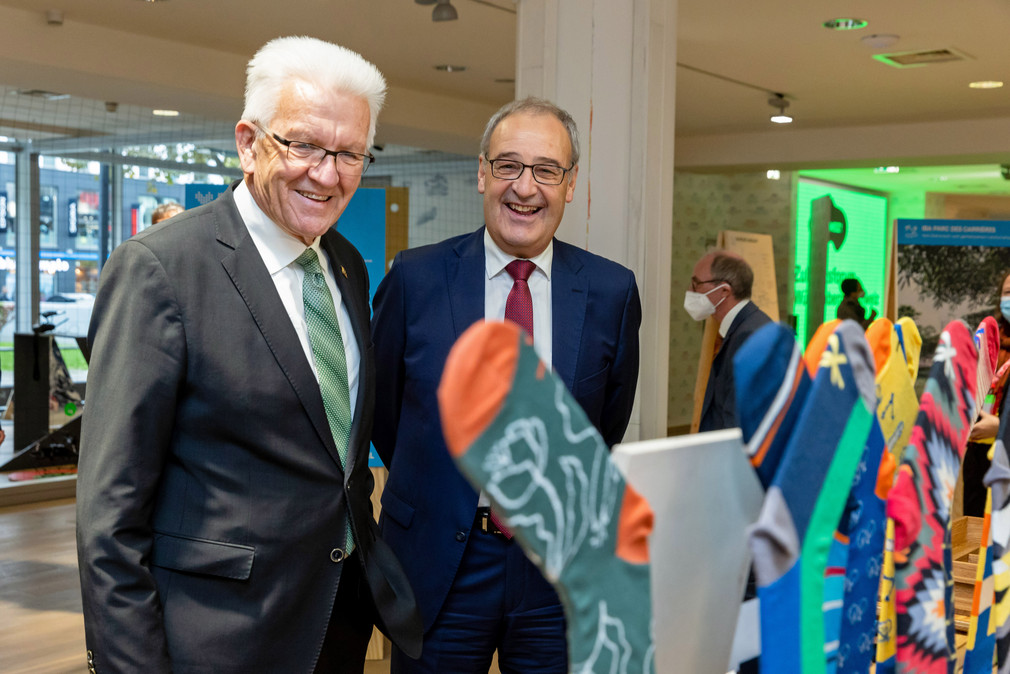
left=242, top=36, right=387, bottom=147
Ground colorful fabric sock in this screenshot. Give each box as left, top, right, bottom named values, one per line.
left=961, top=317, right=1003, bottom=673
left=733, top=321, right=813, bottom=490
left=975, top=316, right=1001, bottom=417
left=888, top=320, right=977, bottom=673
left=984, top=392, right=1010, bottom=674
left=437, top=320, right=655, bottom=674
left=833, top=415, right=887, bottom=674
left=750, top=320, right=876, bottom=674
left=963, top=485, right=997, bottom=674
left=804, top=319, right=888, bottom=674
left=864, top=318, right=923, bottom=673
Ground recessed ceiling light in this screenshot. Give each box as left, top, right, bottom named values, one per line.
left=823, top=18, right=868, bottom=30
left=873, top=166, right=900, bottom=174
left=860, top=34, right=899, bottom=49
left=434, top=65, right=467, bottom=72
left=152, top=109, right=179, bottom=117
left=766, top=170, right=781, bottom=180
left=969, top=80, right=1004, bottom=89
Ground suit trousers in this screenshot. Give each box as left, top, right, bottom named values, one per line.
left=391, top=527, right=567, bottom=674
left=315, top=552, right=375, bottom=673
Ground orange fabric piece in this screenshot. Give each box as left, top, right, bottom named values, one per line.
left=615, top=484, right=654, bottom=565
left=865, top=317, right=893, bottom=376
left=876, top=449, right=896, bottom=500
left=803, top=319, right=843, bottom=377
left=438, top=321, right=520, bottom=458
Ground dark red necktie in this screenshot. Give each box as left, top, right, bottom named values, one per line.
left=504, top=259, right=535, bottom=338
left=488, top=259, right=537, bottom=539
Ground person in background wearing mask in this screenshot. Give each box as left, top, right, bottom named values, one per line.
left=962, top=270, right=1010, bottom=516
left=688, top=249, right=772, bottom=433
left=836, top=277, right=877, bottom=329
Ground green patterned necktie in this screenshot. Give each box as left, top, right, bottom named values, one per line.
left=296, top=247, right=354, bottom=552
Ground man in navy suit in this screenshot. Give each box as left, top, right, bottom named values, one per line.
left=372, top=97, right=641, bottom=673
left=689, top=250, right=772, bottom=433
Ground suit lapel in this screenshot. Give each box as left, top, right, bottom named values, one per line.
left=551, top=242, right=587, bottom=391
left=447, top=229, right=486, bottom=339
left=215, top=191, right=343, bottom=470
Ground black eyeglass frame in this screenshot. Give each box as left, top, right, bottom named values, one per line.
left=689, top=277, right=727, bottom=292
left=484, top=156, right=575, bottom=186
left=253, top=122, right=375, bottom=176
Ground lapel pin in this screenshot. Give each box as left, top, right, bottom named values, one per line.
left=340, top=265, right=348, bottom=278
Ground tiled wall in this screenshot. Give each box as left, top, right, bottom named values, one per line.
left=668, top=171, right=797, bottom=430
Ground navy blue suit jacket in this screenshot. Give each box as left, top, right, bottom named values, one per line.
left=371, top=227, right=641, bottom=631
left=698, top=300, right=772, bottom=432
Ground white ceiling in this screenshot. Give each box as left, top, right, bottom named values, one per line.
left=3, top=0, right=1010, bottom=195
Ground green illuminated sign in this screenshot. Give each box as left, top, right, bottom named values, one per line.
left=793, top=180, right=888, bottom=344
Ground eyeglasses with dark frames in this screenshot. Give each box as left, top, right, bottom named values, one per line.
left=485, top=157, right=574, bottom=186
left=690, top=277, right=726, bottom=292
left=254, top=122, right=375, bottom=176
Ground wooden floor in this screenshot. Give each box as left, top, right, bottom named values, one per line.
left=0, top=498, right=397, bottom=673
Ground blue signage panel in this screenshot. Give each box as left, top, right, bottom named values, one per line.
left=184, top=184, right=230, bottom=210
left=336, top=188, right=387, bottom=466
left=897, top=218, right=1010, bottom=247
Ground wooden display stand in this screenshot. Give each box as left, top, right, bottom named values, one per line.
left=365, top=465, right=392, bottom=659
left=950, top=515, right=985, bottom=669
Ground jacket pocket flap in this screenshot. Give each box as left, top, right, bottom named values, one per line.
left=380, top=488, right=415, bottom=529
left=151, top=532, right=255, bottom=580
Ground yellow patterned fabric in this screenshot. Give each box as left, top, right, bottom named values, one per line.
left=871, top=317, right=922, bottom=669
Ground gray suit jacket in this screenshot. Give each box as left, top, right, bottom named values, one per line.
left=76, top=183, right=420, bottom=673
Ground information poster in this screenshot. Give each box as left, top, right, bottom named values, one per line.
left=896, top=218, right=1010, bottom=366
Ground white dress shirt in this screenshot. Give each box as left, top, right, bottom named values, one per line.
left=233, top=181, right=359, bottom=419
left=483, top=229, right=553, bottom=370
left=719, top=298, right=750, bottom=338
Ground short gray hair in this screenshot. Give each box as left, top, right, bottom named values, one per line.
left=480, top=97, right=580, bottom=166
left=241, top=36, right=387, bottom=148
left=710, top=251, right=755, bottom=300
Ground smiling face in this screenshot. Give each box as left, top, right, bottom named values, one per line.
left=235, top=81, right=371, bottom=245
left=477, top=111, right=578, bottom=259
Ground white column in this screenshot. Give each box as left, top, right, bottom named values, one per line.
left=516, top=0, right=677, bottom=441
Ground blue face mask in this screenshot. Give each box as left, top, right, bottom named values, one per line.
left=1002, top=297, right=1010, bottom=317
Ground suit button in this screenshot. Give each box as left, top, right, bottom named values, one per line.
left=87, top=650, right=94, bottom=665
left=455, top=531, right=466, bottom=542
left=330, top=548, right=345, bottom=563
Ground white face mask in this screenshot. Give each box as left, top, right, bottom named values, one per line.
left=683, top=284, right=728, bottom=321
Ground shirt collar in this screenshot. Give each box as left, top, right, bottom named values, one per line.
left=483, top=228, right=553, bottom=280
left=233, top=180, right=319, bottom=274
left=719, top=298, right=750, bottom=337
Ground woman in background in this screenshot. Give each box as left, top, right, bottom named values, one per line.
left=963, top=271, right=1010, bottom=516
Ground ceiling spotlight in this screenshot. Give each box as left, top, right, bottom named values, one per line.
left=769, top=94, right=792, bottom=124
left=45, top=9, right=64, bottom=25
left=432, top=0, right=458, bottom=21
left=970, top=80, right=1004, bottom=89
